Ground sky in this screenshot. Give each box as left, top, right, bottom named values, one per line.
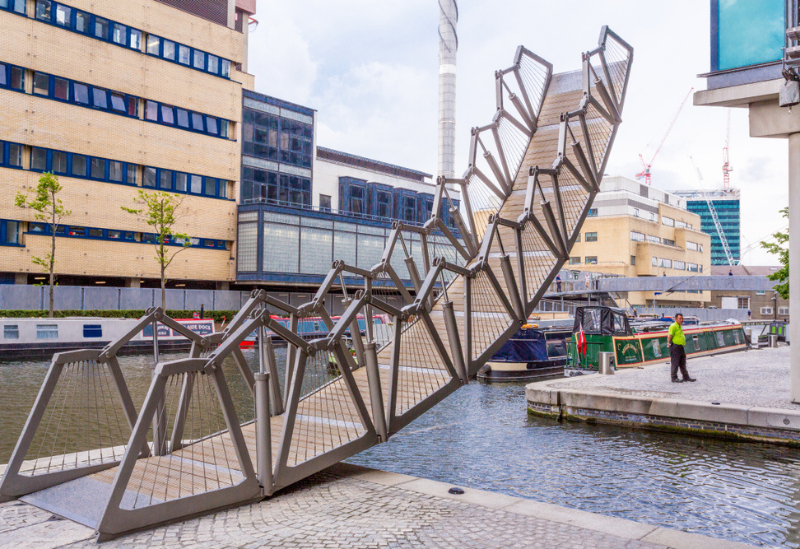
left=247, top=0, right=788, bottom=265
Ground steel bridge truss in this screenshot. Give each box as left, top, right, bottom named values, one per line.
left=0, top=27, right=632, bottom=541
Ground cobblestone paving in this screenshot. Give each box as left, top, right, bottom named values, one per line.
left=551, top=346, right=799, bottom=410
left=0, top=467, right=669, bottom=549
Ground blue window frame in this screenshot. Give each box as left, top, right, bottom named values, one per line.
left=392, top=188, right=417, bottom=223
left=145, top=31, right=232, bottom=79
left=0, top=141, right=24, bottom=169
left=0, top=219, right=22, bottom=247
left=27, top=69, right=140, bottom=119
left=340, top=177, right=367, bottom=215
left=0, top=0, right=27, bottom=15
left=0, top=62, right=25, bottom=92
left=367, top=183, right=393, bottom=220
left=24, top=221, right=229, bottom=249
left=145, top=167, right=230, bottom=200
left=142, top=99, right=231, bottom=139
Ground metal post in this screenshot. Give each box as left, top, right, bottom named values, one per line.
left=500, top=254, right=525, bottom=321
left=255, top=372, right=272, bottom=495
left=283, top=313, right=298, bottom=410
left=264, top=337, right=284, bottom=416
left=152, top=320, right=159, bottom=364
left=442, top=301, right=468, bottom=383
left=364, top=343, right=388, bottom=441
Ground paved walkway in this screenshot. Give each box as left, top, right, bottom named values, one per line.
left=552, top=346, right=798, bottom=410
left=0, top=463, right=750, bottom=548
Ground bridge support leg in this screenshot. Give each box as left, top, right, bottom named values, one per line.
left=364, top=343, right=388, bottom=441
left=255, top=372, right=273, bottom=495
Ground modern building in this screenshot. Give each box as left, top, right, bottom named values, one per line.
left=0, top=0, right=255, bottom=289
left=236, top=90, right=462, bottom=308
left=672, top=189, right=741, bottom=265
left=568, top=176, right=712, bottom=307
left=693, top=0, right=800, bottom=398
left=708, top=265, right=789, bottom=320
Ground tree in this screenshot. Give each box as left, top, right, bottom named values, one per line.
left=761, top=207, right=789, bottom=299
left=122, top=191, right=190, bottom=308
left=16, top=173, right=71, bottom=318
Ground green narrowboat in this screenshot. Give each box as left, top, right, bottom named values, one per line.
left=567, top=306, right=747, bottom=370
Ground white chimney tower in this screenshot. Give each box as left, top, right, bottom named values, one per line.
left=438, top=0, right=458, bottom=179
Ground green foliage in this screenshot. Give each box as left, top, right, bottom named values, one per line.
left=761, top=207, right=789, bottom=299
left=0, top=310, right=238, bottom=322
left=15, top=173, right=72, bottom=318
left=121, top=190, right=190, bottom=307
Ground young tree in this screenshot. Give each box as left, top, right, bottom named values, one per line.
left=15, top=172, right=71, bottom=318
left=122, top=190, right=191, bottom=308
left=761, top=207, right=789, bottom=299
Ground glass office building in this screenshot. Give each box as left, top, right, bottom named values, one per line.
left=674, top=190, right=741, bottom=266
left=237, top=92, right=462, bottom=286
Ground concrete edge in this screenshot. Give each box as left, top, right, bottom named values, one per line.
left=526, top=380, right=800, bottom=433
left=335, top=464, right=754, bottom=548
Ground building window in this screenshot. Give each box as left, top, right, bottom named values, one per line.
left=569, top=257, right=581, bottom=265
left=630, top=255, right=636, bottom=266
left=71, top=154, right=87, bottom=176
left=652, top=257, right=658, bottom=267
left=761, top=307, right=774, bottom=315
left=687, top=241, right=698, bottom=251
left=54, top=77, right=69, bottom=100
left=585, top=232, right=598, bottom=242
left=0, top=0, right=26, bottom=14
left=716, top=0, right=784, bottom=71
left=3, top=325, right=19, bottom=339
left=159, top=169, right=173, bottom=190
left=320, top=194, right=332, bottom=212
left=35, top=0, right=50, bottom=21
left=630, top=231, right=644, bottom=242
left=737, top=297, right=750, bottom=309
left=646, top=235, right=661, bottom=244
left=52, top=151, right=67, bottom=173
left=33, top=72, right=49, bottom=95
left=674, top=260, right=685, bottom=270
left=31, top=148, right=47, bottom=171
left=587, top=208, right=598, bottom=217
left=74, top=82, right=89, bottom=104
left=687, top=263, right=699, bottom=272
left=662, top=216, right=674, bottom=227
left=2, top=220, right=20, bottom=245
left=659, top=258, right=672, bottom=268
left=144, top=167, right=156, bottom=187
left=663, top=238, right=675, bottom=247
left=575, top=233, right=581, bottom=243
left=8, top=143, right=22, bottom=167
left=178, top=44, right=191, bottom=65
left=779, top=306, right=790, bottom=315
left=585, top=256, right=598, bottom=265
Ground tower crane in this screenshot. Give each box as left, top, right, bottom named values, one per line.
left=690, top=157, right=736, bottom=266
left=636, top=87, right=694, bottom=185
left=722, top=109, right=732, bottom=190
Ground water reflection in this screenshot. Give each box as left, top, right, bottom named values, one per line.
left=1, top=357, right=799, bottom=546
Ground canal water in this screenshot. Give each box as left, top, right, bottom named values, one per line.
left=1, top=351, right=798, bottom=547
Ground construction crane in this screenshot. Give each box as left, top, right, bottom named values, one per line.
left=722, top=109, right=732, bottom=190
left=636, top=87, right=694, bottom=185
left=690, top=157, right=736, bottom=266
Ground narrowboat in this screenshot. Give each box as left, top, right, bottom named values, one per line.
left=239, top=315, right=388, bottom=348
left=477, top=323, right=572, bottom=382
left=567, top=306, right=747, bottom=370
left=0, top=317, right=215, bottom=361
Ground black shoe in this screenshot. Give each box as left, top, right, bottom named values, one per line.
left=671, top=379, right=683, bottom=383
left=684, top=377, right=697, bottom=382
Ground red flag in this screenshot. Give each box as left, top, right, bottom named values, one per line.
left=577, top=323, right=587, bottom=356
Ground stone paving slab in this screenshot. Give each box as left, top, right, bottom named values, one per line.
left=550, top=346, right=797, bottom=410
left=0, top=463, right=754, bottom=548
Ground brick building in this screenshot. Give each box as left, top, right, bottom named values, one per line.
left=0, top=0, right=255, bottom=290
left=709, top=265, right=789, bottom=321
left=568, top=175, right=712, bottom=307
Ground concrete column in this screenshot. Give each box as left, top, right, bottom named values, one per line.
left=242, top=13, right=250, bottom=73
left=227, top=0, right=236, bottom=29
left=790, top=133, right=800, bottom=402
left=126, top=278, right=141, bottom=288
left=216, top=281, right=230, bottom=291
left=14, top=272, right=27, bottom=285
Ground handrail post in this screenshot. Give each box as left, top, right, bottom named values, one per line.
left=255, top=372, right=273, bottom=495
left=442, top=301, right=468, bottom=384
left=364, top=342, right=388, bottom=441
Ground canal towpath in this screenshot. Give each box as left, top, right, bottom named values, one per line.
left=527, top=345, right=800, bottom=443
left=0, top=462, right=753, bottom=548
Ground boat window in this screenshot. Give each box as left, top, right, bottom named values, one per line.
left=582, top=309, right=601, bottom=333
left=613, top=313, right=626, bottom=334
left=36, top=324, right=58, bottom=339
left=83, top=324, right=103, bottom=338
left=716, top=332, right=725, bottom=347
left=3, top=325, right=19, bottom=339
left=692, top=335, right=699, bottom=347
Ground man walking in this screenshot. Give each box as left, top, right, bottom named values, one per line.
left=555, top=274, right=562, bottom=293
left=668, top=313, right=696, bottom=383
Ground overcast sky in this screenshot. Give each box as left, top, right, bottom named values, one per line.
left=248, top=0, right=787, bottom=265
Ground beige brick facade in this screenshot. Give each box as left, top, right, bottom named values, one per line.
left=0, top=0, right=249, bottom=285
left=570, top=203, right=712, bottom=307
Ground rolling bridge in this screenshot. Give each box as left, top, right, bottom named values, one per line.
left=0, top=28, right=632, bottom=540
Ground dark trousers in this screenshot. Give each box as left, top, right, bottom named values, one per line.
left=670, top=344, right=689, bottom=380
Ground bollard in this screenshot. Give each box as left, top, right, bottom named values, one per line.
left=255, top=372, right=272, bottom=495
left=769, top=334, right=779, bottom=348
left=598, top=351, right=615, bottom=375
